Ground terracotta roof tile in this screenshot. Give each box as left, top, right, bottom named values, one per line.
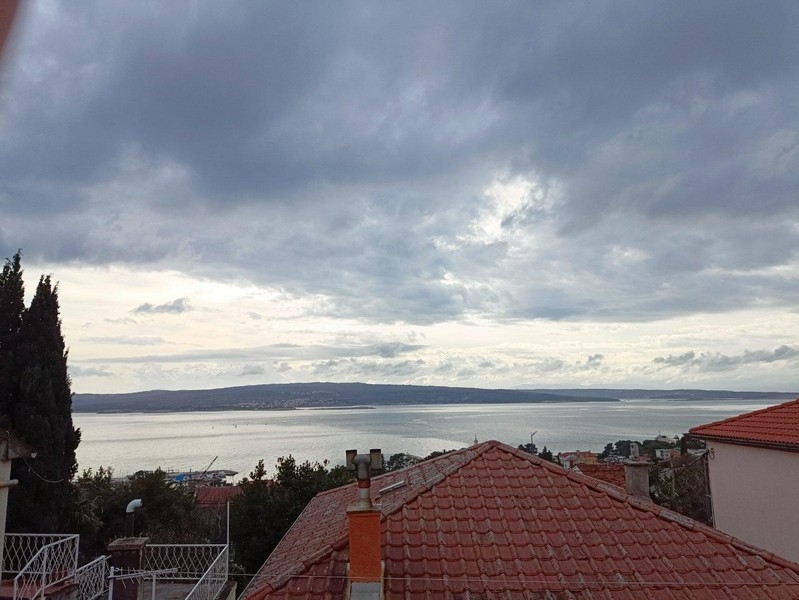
left=574, top=462, right=626, bottom=488
left=242, top=440, right=799, bottom=600
left=195, top=485, right=241, bottom=506
left=689, top=398, right=799, bottom=447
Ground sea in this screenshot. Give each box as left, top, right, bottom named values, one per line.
left=72, top=398, right=781, bottom=480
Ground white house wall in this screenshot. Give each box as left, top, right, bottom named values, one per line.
left=708, top=441, right=799, bottom=562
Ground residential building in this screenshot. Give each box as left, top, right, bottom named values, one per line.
left=241, top=440, right=799, bottom=599
left=557, top=450, right=597, bottom=468
left=654, top=448, right=681, bottom=461
left=689, top=398, right=799, bottom=562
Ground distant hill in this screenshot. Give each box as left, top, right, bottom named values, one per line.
left=518, top=388, right=798, bottom=401
left=72, top=382, right=616, bottom=413
left=72, top=383, right=798, bottom=413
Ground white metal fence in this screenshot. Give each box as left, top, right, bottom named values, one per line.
left=3, top=537, right=227, bottom=600
left=3, top=534, right=77, bottom=575
left=4, top=534, right=80, bottom=600
left=184, top=546, right=228, bottom=600
left=75, top=555, right=109, bottom=600
left=144, top=544, right=227, bottom=582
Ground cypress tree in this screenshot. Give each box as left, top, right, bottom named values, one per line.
left=0, top=251, right=25, bottom=418
left=8, top=275, right=81, bottom=532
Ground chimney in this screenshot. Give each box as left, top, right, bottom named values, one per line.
left=629, top=442, right=640, bottom=461
left=345, top=449, right=384, bottom=597
left=623, top=460, right=650, bottom=499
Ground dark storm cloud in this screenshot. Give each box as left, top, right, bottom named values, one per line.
left=133, top=298, right=192, bottom=314
left=2, top=1, right=799, bottom=324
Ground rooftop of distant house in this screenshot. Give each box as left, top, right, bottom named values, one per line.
left=573, top=462, right=626, bottom=487
left=689, top=398, right=799, bottom=449
left=195, top=485, right=241, bottom=507
left=241, top=440, right=799, bottom=600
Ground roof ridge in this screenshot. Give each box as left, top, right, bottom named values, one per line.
left=250, top=441, right=496, bottom=597
left=245, top=438, right=799, bottom=599
left=689, top=397, right=799, bottom=434
left=376, top=441, right=496, bottom=522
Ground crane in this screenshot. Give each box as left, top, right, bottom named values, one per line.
left=200, top=455, right=218, bottom=477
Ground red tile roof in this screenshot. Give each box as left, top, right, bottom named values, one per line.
left=689, top=398, right=799, bottom=448
left=195, top=485, right=241, bottom=507
left=241, top=440, right=799, bottom=600
left=573, top=462, right=626, bottom=488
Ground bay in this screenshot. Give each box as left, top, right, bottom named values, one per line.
left=73, top=398, right=780, bottom=478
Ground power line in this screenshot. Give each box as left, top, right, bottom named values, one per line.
left=22, top=456, right=64, bottom=484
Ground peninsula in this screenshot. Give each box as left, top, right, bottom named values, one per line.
left=71, top=382, right=797, bottom=413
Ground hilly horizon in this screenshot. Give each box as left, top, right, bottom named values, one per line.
left=72, top=382, right=798, bottom=413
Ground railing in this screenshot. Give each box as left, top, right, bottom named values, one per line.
left=144, top=544, right=227, bottom=581
left=2, top=534, right=77, bottom=576
left=9, top=534, right=79, bottom=600
left=184, top=546, right=228, bottom=600
left=75, top=555, right=109, bottom=600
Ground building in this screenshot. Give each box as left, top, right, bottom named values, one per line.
left=241, top=440, right=799, bottom=599
left=557, top=450, right=597, bottom=467
left=689, top=398, right=799, bottom=562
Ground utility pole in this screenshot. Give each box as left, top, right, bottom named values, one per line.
left=530, top=431, right=537, bottom=447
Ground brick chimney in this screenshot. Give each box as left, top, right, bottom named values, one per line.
left=345, top=449, right=384, bottom=598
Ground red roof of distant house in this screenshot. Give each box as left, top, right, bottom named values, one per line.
left=574, top=462, right=626, bottom=487
left=241, top=440, right=799, bottom=600
left=195, top=485, right=241, bottom=507
left=689, top=398, right=799, bottom=448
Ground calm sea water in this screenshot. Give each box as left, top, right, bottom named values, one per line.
left=73, top=398, right=779, bottom=479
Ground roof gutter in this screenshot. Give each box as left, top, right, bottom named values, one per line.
left=688, top=433, right=799, bottom=454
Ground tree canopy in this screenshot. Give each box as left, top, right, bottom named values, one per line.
left=70, top=467, right=206, bottom=560
left=0, top=252, right=80, bottom=532
left=230, top=456, right=353, bottom=578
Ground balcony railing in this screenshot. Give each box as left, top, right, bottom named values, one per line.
left=184, top=545, right=228, bottom=600
left=75, top=555, right=109, bottom=600
left=139, top=544, right=228, bottom=599
left=144, top=544, right=227, bottom=582
left=2, top=533, right=80, bottom=600
left=4, top=536, right=227, bottom=600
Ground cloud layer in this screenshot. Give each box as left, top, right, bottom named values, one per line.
left=2, top=2, right=798, bottom=392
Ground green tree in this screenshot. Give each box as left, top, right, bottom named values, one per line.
left=8, top=275, right=80, bottom=532
left=128, top=469, right=202, bottom=541
left=538, top=446, right=555, bottom=463
left=384, top=452, right=420, bottom=471
left=598, top=443, right=614, bottom=460
left=423, top=449, right=454, bottom=460
left=517, top=442, right=538, bottom=455
left=0, top=251, right=24, bottom=419
left=230, top=456, right=354, bottom=577
left=71, top=467, right=208, bottom=560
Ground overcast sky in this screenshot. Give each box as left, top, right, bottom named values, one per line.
left=2, top=1, right=798, bottom=394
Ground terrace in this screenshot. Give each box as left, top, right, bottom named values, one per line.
left=1, top=534, right=231, bottom=600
